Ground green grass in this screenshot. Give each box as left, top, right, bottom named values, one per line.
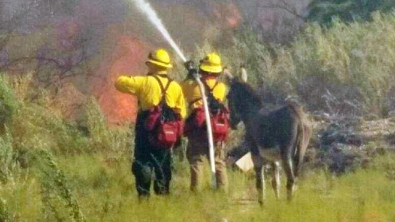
left=2, top=152, right=395, bottom=222
left=2, top=71, right=395, bottom=222
left=211, top=12, right=395, bottom=115
left=3, top=11, right=395, bottom=221
left=1, top=75, right=394, bottom=221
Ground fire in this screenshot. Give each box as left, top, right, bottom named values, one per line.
left=212, top=3, right=242, bottom=29
left=95, top=34, right=152, bottom=125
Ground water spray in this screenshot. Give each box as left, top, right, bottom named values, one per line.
left=132, top=0, right=217, bottom=189
left=132, top=0, right=187, bottom=62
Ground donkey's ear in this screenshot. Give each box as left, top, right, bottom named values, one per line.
left=240, top=64, right=247, bottom=83
left=223, top=67, right=234, bottom=84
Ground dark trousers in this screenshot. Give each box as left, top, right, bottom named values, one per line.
left=132, top=111, right=172, bottom=197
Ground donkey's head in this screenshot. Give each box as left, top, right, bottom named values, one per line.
left=226, top=78, right=262, bottom=130
left=227, top=85, right=242, bottom=129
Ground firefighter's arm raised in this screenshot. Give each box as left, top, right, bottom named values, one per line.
left=114, top=75, right=146, bottom=95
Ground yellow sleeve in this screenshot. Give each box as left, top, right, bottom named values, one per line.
left=114, top=75, right=146, bottom=95
left=181, top=80, right=201, bottom=103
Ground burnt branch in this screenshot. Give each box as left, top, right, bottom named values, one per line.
left=260, top=0, right=307, bottom=21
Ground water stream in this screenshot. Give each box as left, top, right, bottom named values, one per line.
left=132, top=0, right=187, bottom=62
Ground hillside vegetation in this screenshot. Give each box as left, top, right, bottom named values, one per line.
left=1, top=11, right=395, bottom=222
left=215, top=12, right=395, bottom=116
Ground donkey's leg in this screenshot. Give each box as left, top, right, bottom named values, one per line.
left=282, top=156, right=295, bottom=201
left=251, top=154, right=265, bottom=205
left=282, top=122, right=299, bottom=201
left=271, top=161, right=281, bottom=199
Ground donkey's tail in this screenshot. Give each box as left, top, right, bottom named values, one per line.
left=288, top=103, right=311, bottom=177
left=294, top=120, right=311, bottom=177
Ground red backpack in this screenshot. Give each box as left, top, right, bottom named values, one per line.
left=184, top=80, right=230, bottom=142
left=144, top=76, right=183, bottom=149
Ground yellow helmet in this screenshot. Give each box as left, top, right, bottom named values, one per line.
left=199, top=52, right=223, bottom=74
left=146, top=48, right=173, bottom=68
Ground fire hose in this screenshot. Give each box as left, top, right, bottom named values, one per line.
left=132, top=0, right=217, bottom=189
left=185, top=62, right=217, bottom=189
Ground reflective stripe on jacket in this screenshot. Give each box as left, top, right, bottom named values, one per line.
left=115, top=73, right=187, bottom=119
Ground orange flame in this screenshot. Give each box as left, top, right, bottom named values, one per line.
left=94, top=34, right=152, bottom=125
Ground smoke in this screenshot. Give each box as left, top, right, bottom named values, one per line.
left=132, top=0, right=187, bottom=62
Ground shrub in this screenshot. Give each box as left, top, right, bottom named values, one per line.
left=0, top=129, right=18, bottom=183
left=34, top=148, right=85, bottom=222
left=84, top=97, right=130, bottom=156
left=0, top=75, right=21, bottom=134
left=217, top=12, right=395, bottom=116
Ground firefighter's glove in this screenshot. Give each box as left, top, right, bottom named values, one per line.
left=184, top=60, right=197, bottom=80
left=184, top=60, right=195, bottom=71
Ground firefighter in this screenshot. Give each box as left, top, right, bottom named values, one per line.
left=182, top=52, right=229, bottom=191
left=115, top=48, right=186, bottom=198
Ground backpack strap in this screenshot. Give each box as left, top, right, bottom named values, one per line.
left=201, top=78, right=227, bottom=112
left=203, top=79, right=219, bottom=94
left=201, top=79, right=220, bottom=101
left=188, top=79, right=219, bottom=107
left=152, top=75, right=173, bottom=105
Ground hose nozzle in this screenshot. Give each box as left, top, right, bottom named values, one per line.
left=184, top=60, right=195, bottom=71
left=184, top=60, right=197, bottom=80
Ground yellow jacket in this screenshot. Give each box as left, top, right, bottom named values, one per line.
left=181, top=77, right=227, bottom=113
left=115, top=72, right=187, bottom=119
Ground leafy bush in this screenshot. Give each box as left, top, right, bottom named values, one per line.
left=34, top=148, right=85, bottom=222
left=84, top=97, right=131, bottom=156
left=307, top=0, right=395, bottom=26
left=0, top=75, right=21, bottom=134
left=0, top=129, right=18, bottom=183
left=219, top=12, right=395, bottom=116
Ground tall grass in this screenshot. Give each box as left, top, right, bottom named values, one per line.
left=35, top=148, right=85, bottom=222
left=4, top=151, right=395, bottom=221
left=2, top=11, right=395, bottom=222
left=0, top=75, right=21, bottom=134
left=85, top=97, right=131, bottom=156
left=0, top=129, right=18, bottom=184
left=218, top=12, right=395, bottom=116
left=0, top=74, right=130, bottom=221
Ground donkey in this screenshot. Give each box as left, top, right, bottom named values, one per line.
left=226, top=78, right=311, bottom=204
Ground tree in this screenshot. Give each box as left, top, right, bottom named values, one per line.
left=0, top=0, right=129, bottom=88
left=231, top=0, right=310, bottom=44
left=307, top=0, right=395, bottom=25
left=0, top=0, right=128, bottom=122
